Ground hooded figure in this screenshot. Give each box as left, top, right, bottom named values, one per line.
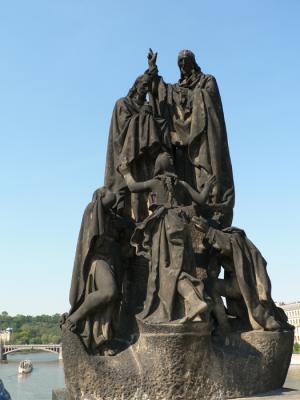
left=67, top=187, right=133, bottom=354
left=147, top=49, right=234, bottom=227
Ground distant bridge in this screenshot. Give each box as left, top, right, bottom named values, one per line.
left=0, top=344, right=62, bottom=360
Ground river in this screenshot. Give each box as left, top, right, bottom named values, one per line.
left=0, top=352, right=299, bottom=399
left=0, top=352, right=65, bottom=400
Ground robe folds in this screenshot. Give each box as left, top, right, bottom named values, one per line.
left=131, top=203, right=204, bottom=323
left=69, top=191, right=132, bottom=350
left=206, top=227, right=290, bottom=330
left=104, top=95, right=170, bottom=217
left=153, top=72, right=235, bottom=226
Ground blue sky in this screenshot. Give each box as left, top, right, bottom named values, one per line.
left=0, top=1, right=299, bottom=315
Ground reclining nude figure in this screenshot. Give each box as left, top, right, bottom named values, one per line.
left=119, top=152, right=216, bottom=324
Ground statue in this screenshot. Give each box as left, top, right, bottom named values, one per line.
left=104, top=73, right=170, bottom=221
left=147, top=49, right=234, bottom=227
left=193, top=216, right=292, bottom=334
left=59, top=50, right=295, bottom=400
left=119, top=152, right=215, bottom=324
left=65, top=187, right=133, bottom=355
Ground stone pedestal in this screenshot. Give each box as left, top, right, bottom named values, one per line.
left=62, top=322, right=293, bottom=400
left=52, top=388, right=69, bottom=400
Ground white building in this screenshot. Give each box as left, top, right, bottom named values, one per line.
left=0, top=328, right=12, bottom=344
left=279, top=302, right=300, bottom=344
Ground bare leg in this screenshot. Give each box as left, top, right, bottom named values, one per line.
left=210, top=277, right=242, bottom=334
left=177, top=278, right=208, bottom=323
left=68, top=260, right=118, bottom=325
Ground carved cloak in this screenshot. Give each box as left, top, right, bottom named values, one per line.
left=68, top=190, right=133, bottom=350
left=69, top=190, right=105, bottom=314
left=154, top=72, right=235, bottom=226
left=207, top=227, right=290, bottom=330
left=104, top=96, right=169, bottom=197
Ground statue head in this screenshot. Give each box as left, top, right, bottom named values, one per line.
left=154, top=152, right=175, bottom=175
left=128, top=74, right=152, bottom=99
left=177, top=49, right=201, bottom=79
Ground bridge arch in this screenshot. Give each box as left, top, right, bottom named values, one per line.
left=3, top=347, right=60, bottom=356
left=1, top=344, right=62, bottom=360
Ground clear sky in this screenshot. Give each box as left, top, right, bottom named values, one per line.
left=1, top=1, right=299, bottom=316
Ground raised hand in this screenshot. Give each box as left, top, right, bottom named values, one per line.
left=147, top=48, right=157, bottom=68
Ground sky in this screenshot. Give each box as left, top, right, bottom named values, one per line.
left=0, top=1, right=299, bottom=316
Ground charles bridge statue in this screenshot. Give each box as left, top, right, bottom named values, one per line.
left=57, top=49, right=294, bottom=400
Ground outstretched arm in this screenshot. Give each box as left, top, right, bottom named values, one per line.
left=179, top=176, right=216, bottom=206
left=118, top=159, right=153, bottom=193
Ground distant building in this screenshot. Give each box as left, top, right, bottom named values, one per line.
left=279, top=302, right=300, bottom=343
left=0, top=328, right=12, bottom=344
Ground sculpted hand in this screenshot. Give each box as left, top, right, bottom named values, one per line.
left=199, top=175, right=217, bottom=203
left=209, top=187, right=234, bottom=211
left=147, top=48, right=157, bottom=68
left=205, top=175, right=217, bottom=191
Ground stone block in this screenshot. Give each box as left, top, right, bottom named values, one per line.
left=62, top=321, right=294, bottom=400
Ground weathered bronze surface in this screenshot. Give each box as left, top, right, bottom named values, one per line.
left=60, top=49, right=294, bottom=400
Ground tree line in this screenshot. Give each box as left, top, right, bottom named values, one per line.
left=0, top=311, right=61, bottom=344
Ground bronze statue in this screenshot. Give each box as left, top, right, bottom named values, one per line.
left=119, top=152, right=215, bottom=324
left=147, top=49, right=234, bottom=227
left=65, top=187, right=133, bottom=355
left=104, top=73, right=170, bottom=221
left=193, top=216, right=291, bottom=333
left=61, top=49, right=294, bottom=400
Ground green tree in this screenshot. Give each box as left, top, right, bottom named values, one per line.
left=0, top=312, right=61, bottom=344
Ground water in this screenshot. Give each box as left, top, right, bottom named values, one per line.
left=0, top=352, right=65, bottom=400
left=0, top=352, right=299, bottom=399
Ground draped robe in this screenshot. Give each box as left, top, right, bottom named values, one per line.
left=205, top=226, right=290, bottom=330
left=69, top=192, right=132, bottom=350
left=152, top=71, right=235, bottom=226
left=104, top=96, right=169, bottom=220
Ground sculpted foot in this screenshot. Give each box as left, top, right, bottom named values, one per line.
left=179, top=300, right=208, bottom=323
left=265, top=316, right=281, bottom=331
left=63, top=318, right=77, bottom=332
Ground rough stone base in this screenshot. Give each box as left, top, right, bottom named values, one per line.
left=62, top=322, right=294, bottom=400
left=52, top=388, right=69, bottom=400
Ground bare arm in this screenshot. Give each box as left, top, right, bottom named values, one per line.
left=123, top=172, right=153, bottom=193
left=179, top=176, right=216, bottom=205
left=118, top=159, right=154, bottom=193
